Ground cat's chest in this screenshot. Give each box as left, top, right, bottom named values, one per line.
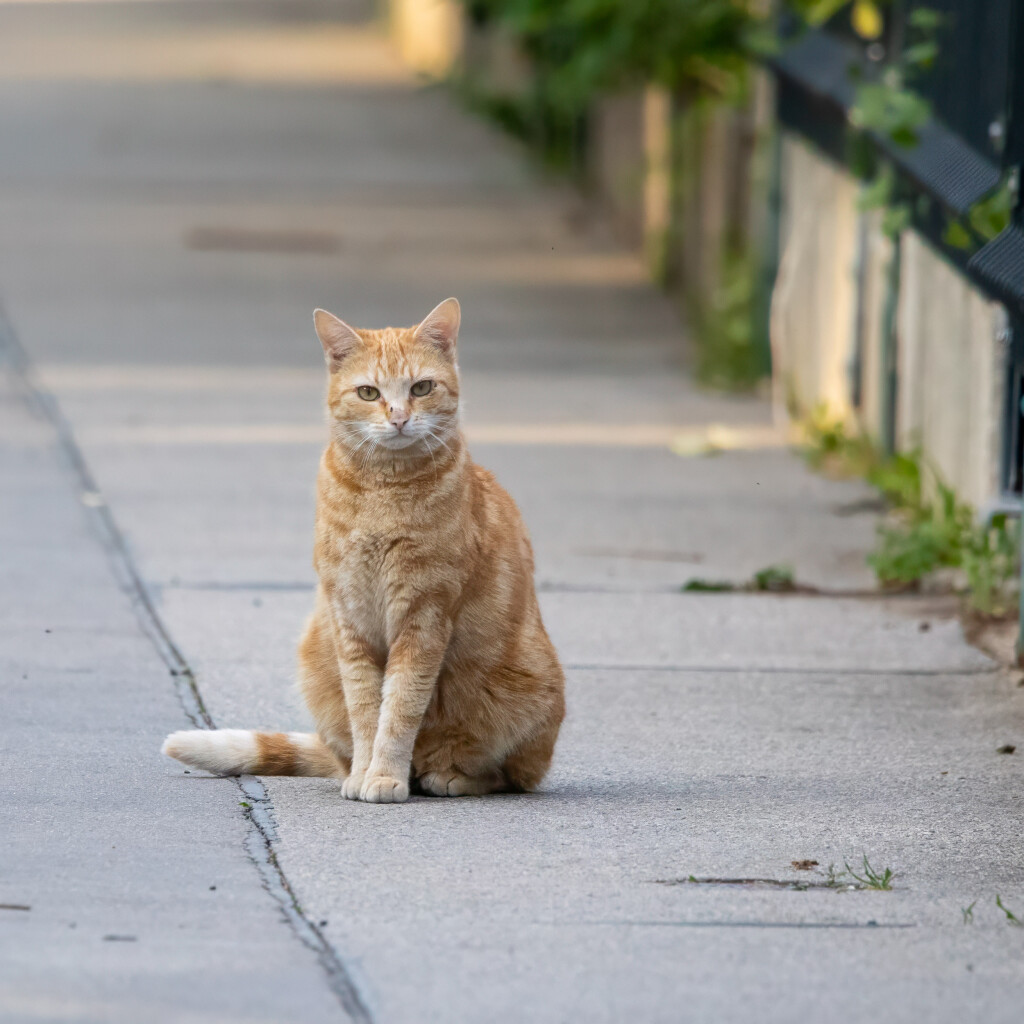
left=329, top=528, right=405, bottom=580
left=323, top=528, right=413, bottom=643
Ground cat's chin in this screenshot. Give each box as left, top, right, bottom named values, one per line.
left=377, top=433, right=429, bottom=452
left=336, top=433, right=434, bottom=457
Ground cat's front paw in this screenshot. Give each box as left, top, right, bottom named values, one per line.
left=359, top=774, right=409, bottom=804
left=341, top=771, right=365, bottom=800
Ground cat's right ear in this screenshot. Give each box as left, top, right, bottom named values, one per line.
left=313, top=309, right=362, bottom=370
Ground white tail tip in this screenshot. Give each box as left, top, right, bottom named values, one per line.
left=162, top=729, right=258, bottom=775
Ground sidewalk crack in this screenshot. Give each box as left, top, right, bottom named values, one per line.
left=0, top=301, right=372, bottom=1024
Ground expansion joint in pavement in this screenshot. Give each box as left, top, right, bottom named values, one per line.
left=563, top=663, right=1000, bottom=677
left=0, top=299, right=373, bottom=1024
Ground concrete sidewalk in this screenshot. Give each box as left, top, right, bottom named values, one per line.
left=1, top=2, right=1022, bottom=1021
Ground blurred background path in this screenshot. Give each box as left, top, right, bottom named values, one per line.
left=1, top=2, right=1021, bottom=1022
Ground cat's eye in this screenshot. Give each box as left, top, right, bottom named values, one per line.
left=357, top=385, right=380, bottom=401
left=410, top=380, right=433, bottom=397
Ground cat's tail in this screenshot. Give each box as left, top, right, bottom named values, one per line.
left=161, top=729, right=343, bottom=777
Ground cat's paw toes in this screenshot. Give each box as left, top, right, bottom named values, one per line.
left=359, top=775, right=409, bottom=804
left=418, top=770, right=462, bottom=796
left=418, top=770, right=491, bottom=796
left=341, top=772, right=365, bottom=800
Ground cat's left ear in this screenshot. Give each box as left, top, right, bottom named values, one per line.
left=414, top=297, right=460, bottom=358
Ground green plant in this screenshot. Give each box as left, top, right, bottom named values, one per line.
left=870, top=488, right=1020, bottom=614
left=864, top=450, right=921, bottom=508
left=846, top=7, right=943, bottom=237
left=943, top=177, right=1014, bottom=252
left=844, top=855, right=895, bottom=890
left=751, top=565, right=796, bottom=592
left=692, top=246, right=764, bottom=390
left=969, top=181, right=1014, bottom=242
left=962, top=900, right=977, bottom=924
left=962, top=514, right=1020, bottom=617
left=468, top=0, right=759, bottom=116
left=868, top=481, right=969, bottom=586
left=822, top=863, right=848, bottom=888
left=803, top=414, right=1020, bottom=615
left=682, top=578, right=735, bottom=592
left=996, top=895, right=1022, bottom=926
left=803, top=407, right=880, bottom=477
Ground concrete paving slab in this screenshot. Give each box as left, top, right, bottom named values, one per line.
left=197, top=661, right=1024, bottom=1024
left=2, top=1, right=1022, bottom=1021
left=155, top=586, right=994, bottom=743
left=0, top=368, right=352, bottom=1023
left=0, top=406, right=881, bottom=591
left=147, top=585, right=1018, bottom=1023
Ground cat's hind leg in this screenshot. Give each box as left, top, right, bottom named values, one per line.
left=412, top=727, right=505, bottom=797
left=416, top=767, right=504, bottom=797
left=416, top=717, right=559, bottom=795
left=501, top=715, right=561, bottom=792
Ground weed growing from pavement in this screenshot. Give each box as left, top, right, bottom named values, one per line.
left=996, top=895, right=1022, bottom=925
left=844, top=856, right=895, bottom=891
left=802, top=411, right=1020, bottom=616
left=669, top=857, right=895, bottom=894
left=962, top=901, right=977, bottom=924
left=822, top=863, right=849, bottom=889
left=751, top=565, right=796, bottom=592
left=817, top=858, right=895, bottom=892
left=681, top=579, right=735, bottom=592
left=682, top=565, right=800, bottom=594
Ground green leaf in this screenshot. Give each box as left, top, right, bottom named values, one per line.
left=908, top=8, right=944, bottom=31
left=751, top=565, right=797, bottom=592
left=969, top=181, right=1013, bottom=241
left=682, top=578, right=734, bottom=593
left=942, top=220, right=973, bottom=250
left=996, top=895, right=1022, bottom=925
left=858, top=166, right=894, bottom=211
left=801, top=0, right=853, bottom=27
left=902, top=41, right=939, bottom=69
left=881, top=204, right=911, bottom=237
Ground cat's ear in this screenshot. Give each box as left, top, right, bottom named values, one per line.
left=414, top=297, right=460, bottom=358
left=313, top=309, right=363, bottom=369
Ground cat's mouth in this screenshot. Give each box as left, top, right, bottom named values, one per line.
left=378, top=431, right=424, bottom=450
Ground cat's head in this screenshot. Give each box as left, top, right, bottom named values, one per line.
left=313, top=297, right=461, bottom=457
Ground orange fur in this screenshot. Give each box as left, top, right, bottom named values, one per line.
left=162, top=298, right=565, bottom=803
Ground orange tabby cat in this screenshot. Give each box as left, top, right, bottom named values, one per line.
left=163, top=298, right=565, bottom=802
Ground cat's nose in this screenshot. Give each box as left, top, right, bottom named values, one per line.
left=389, top=409, right=409, bottom=432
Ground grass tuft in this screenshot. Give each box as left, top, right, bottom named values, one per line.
left=996, top=895, right=1022, bottom=925
left=682, top=578, right=735, bottom=592
left=751, top=565, right=796, bottom=592
left=803, top=411, right=1020, bottom=616
left=844, top=855, right=895, bottom=891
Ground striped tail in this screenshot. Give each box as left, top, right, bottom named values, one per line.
left=161, top=729, right=343, bottom=778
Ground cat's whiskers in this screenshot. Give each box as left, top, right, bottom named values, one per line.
left=337, top=425, right=374, bottom=461
left=423, top=426, right=456, bottom=462
left=332, top=422, right=367, bottom=448
left=358, top=434, right=384, bottom=476
left=421, top=428, right=439, bottom=476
